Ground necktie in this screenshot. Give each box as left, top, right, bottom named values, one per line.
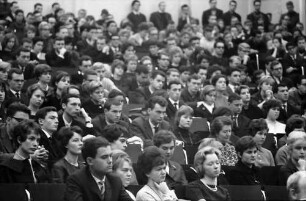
left=98, top=181, right=105, bottom=199
left=154, top=126, right=159, bottom=134
left=232, top=116, right=238, bottom=129
left=173, top=102, right=178, bottom=110
left=283, top=104, right=287, bottom=113
left=15, top=92, right=20, bottom=99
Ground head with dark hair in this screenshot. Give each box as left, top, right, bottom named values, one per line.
left=108, top=89, right=125, bottom=104
left=57, top=126, right=83, bottom=153
left=235, top=136, right=257, bottom=166
left=83, top=69, right=98, bottom=82
left=211, top=74, right=227, bottom=92
left=285, top=115, right=306, bottom=136
left=150, top=70, right=166, bottom=90
left=61, top=94, right=81, bottom=117
left=34, top=64, right=52, bottom=81
left=102, top=124, right=128, bottom=151
left=174, top=105, right=193, bottom=129
left=136, top=146, right=166, bottom=184
left=52, top=71, right=70, bottom=89
left=248, top=118, right=269, bottom=137
left=147, top=96, right=168, bottom=125
left=104, top=100, right=123, bottom=124
left=210, top=116, right=232, bottom=144
left=111, top=59, right=125, bottom=74
left=212, top=107, right=233, bottom=119
left=153, top=130, right=176, bottom=160
left=262, top=99, right=282, bottom=119
left=296, top=75, right=306, bottom=93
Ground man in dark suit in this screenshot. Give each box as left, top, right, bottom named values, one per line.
left=226, top=67, right=241, bottom=96
left=127, top=0, right=147, bottom=33
left=10, top=47, right=35, bottom=80
left=177, top=4, right=199, bottom=32
left=270, top=60, right=294, bottom=89
left=229, top=93, right=250, bottom=138
left=130, top=96, right=170, bottom=144
left=57, top=94, right=95, bottom=137
left=65, top=137, right=133, bottom=201
left=202, top=0, right=223, bottom=27
left=247, top=0, right=270, bottom=32
left=279, top=1, right=299, bottom=33
left=222, top=0, right=241, bottom=26
left=153, top=130, right=187, bottom=189
left=274, top=82, right=299, bottom=123
left=36, top=106, right=62, bottom=168
left=0, top=102, right=30, bottom=162
left=92, top=101, right=129, bottom=136
left=166, top=79, right=183, bottom=126
left=149, top=1, right=172, bottom=31
left=5, top=68, right=28, bottom=106
left=180, top=74, right=201, bottom=105
left=70, top=55, right=93, bottom=86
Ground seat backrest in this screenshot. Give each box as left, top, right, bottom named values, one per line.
left=184, top=145, right=198, bottom=165
left=29, top=183, right=66, bottom=201
left=189, top=118, right=209, bottom=133
left=0, top=184, right=27, bottom=201
left=262, top=133, right=278, bottom=156
left=260, top=166, right=281, bottom=185
left=126, top=185, right=144, bottom=196
left=125, top=144, right=142, bottom=163
left=222, top=185, right=264, bottom=201
left=171, top=144, right=187, bottom=165
left=264, top=185, right=288, bottom=201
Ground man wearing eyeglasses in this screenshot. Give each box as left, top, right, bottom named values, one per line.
left=210, top=40, right=228, bottom=67
left=0, top=102, right=30, bottom=162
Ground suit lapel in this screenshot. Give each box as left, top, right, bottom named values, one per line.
left=104, top=176, right=112, bottom=201
left=144, top=119, right=154, bottom=139
left=86, top=168, right=104, bottom=201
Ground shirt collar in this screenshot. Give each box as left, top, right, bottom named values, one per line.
left=149, top=119, right=159, bottom=133
left=91, top=173, right=105, bottom=188
left=41, top=129, right=51, bottom=139
left=62, top=115, right=72, bottom=127
left=168, top=98, right=179, bottom=106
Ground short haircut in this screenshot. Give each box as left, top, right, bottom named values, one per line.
left=108, top=89, right=125, bottom=99
left=166, top=68, right=180, bottom=76
left=174, top=105, right=193, bottom=127
left=26, top=84, right=46, bottom=100
left=61, top=94, right=80, bottom=105
left=210, top=116, right=232, bottom=137
left=111, top=59, right=125, bottom=74
left=211, top=74, right=227, bottom=86
left=212, top=107, right=233, bottom=119
left=8, top=68, right=23, bottom=80
left=287, top=171, right=306, bottom=197
left=79, top=55, right=92, bottom=66
left=285, top=115, right=306, bottom=136
left=16, top=47, right=30, bottom=56
left=58, top=126, right=83, bottom=151
left=194, top=146, right=221, bottom=178
left=153, top=130, right=176, bottom=147
left=7, top=102, right=30, bottom=118
left=147, top=96, right=168, bottom=110
left=273, top=82, right=289, bottom=94
left=103, top=100, right=122, bottom=111
left=34, top=64, right=52, bottom=79
left=83, top=69, right=98, bottom=80
left=35, top=106, right=57, bottom=122
left=112, top=150, right=132, bottom=171
left=82, top=137, right=110, bottom=165
left=248, top=118, right=269, bottom=137
left=54, top=36, right=64, bottom=43
left=136, top=64, right=149, bottom=74
left=21, top=38, right=32, bottom=45
left=102, top=124, right=129, bottom=142
left=12, top=119, right=40, bottom=147
left=167, top=79, right=181, bottom=90
left=270, top=60, right=282, bottom=70
left=236, top=85, right=249, bottom=95
left=151, top=70, right=166, bottom=79
left=235, top=136, right=257, bottom=156
left=228, top=93, right=242, bottom=103
left=227, top=67, right=241, bottom=76
left=137, top=146, right=166, bottom=184
left=262, top=99, right=282, bottom=117
left=187, top=74, right=201, bottom=82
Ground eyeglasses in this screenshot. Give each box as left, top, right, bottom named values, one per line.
left=12, top=117, right=25, bottom=122
left=216, top=46, right=224, bottom=49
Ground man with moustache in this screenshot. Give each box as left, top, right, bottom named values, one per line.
left=65, top=137, right=133, bottom=201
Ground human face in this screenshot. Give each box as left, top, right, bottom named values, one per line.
left=80, top=60, right=92, bottom=73
left=111, top=136, right=127, bottom=151
left=86, top=74, right=98, bottom=82
left=6, top=38, right=15, bottom=50
left=148, top=103, right=166, bottom=125
left=216, top=125, right=231, bottom=144
left=215, top=77, right=227, bottom=91
left=254, top=1, right=261, bottom=12
left=158, top=55, right=170, bottom=69
left=205, top=91, right=216, bottom=105
left=253, top=129, right=268, bottom=146
left=181, top=71, right=190, bottom=82
left=39, top=72, right=51, bottom=84
left=198, top=69, right=207, bottom=82
left=20, top=132, right=40, bottom=156
left=58, top=28, right=69, bottom=38
left=291, top=139, right=306, bottom=162
left=297, top=79, right=306, bottom=94
left=168, top=71, right=180, bottom=82
left=159, top=140, right=175, bottom=160
left=168, top=84, right=182, bottom=102
left=150, top=75, right=165, bottom=90
left=159, top=2, right=166, bottom=12
left=147, top=163, right=166, bottom=184
left=66, top=132, right=83, bottom=155
left=114, top=161, right=133, bottom=187
left=179, top=114, right=193, bottom=129
left=127, top=60, right=137, bottom=73
left=40, top=111, right=58, bottom=133
left=91, top=87, right=105, bottom=103
left=33, top=41, right=44, bottom=53
left=96, top=39, right=106, bottom=51
left=0, top=68, right=8, bottom=82
left=215, top=42, right=225, bottom=56
left=30, top=89, right=45, bottom=108
left=53, top=40, right=65, bottom=52
left=171, top=53, right=181, bottom=65
left=114, top=66, right=124, bottom=77
left=63, top=97, right=81, bottom=117
left=261, top=81, right=272, bottom=92
left=229, top=1, right=237, bottom=11
left=88, top=146, right=113, bottom=176
left=105, top=104, right=122, bottom=123
left=17, top=51, right=30, bottom=66
left=8, top=73, right=24, bottom=92
left=187, top=78, right=201, bottom=94
left=240, top=147, right=257, bottom=167
left=56, top=76, right=70, bottom=90
left=272, top=64, right=283, bottom=78
left=228, top=71, right=241, bottom=85
left=7, top=111, right=29, bottom=133
left=0, top=85, right=5, bottom=103
left=230, top=99, right=243, bottom=115
left=203, top=153, right=221, bottom=179
left=267, top=107, right=280, bottom=121
left=136, top=72, right=149, bottom=86
left=277, top=86, right=289, bottom=102
left=22, top=42, right=32, bottom=51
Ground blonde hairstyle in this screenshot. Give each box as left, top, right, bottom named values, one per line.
left=194, top=146, right=221, bottom=178
left=112, top=150, right=132, bottom=171
left=198, top=138, right=223, bottom=150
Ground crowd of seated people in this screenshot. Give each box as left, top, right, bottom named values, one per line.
left=0, top=0, right=306, bottom=200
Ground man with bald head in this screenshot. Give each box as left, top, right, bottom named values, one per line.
left=287, top=171, right=306, bottom=201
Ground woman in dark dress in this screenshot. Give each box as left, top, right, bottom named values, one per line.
left=27, top=84, right=46, bottom=119
left=52, top=126, right=85, bottom=183
left=186, top=146, right=231, bottom=201
left=0, top=120, right=49, bottom=183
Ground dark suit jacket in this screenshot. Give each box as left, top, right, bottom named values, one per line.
left=130, top=116, right=170, bottom=141
left=241, top=104, right=264, bottom=120
left=135, top=86, right=152, bottom=102
left=191, top=103, right=214, bottom=123
left=149, top=11, right=172, bottom=31
left=65, top=166, right=133, bottom=201
left=82, top=99, right=105, bottom=119
left=165, top=160, right=188, bottom=189
left=0, top=124, right=15, bottom=162
left=232, top=114, right=250, bottom=138
left=45, top=49, right=72, bottom=68
left=166, top=99, right=184, bottom=126
left=10, top=60, right=35, bottom=80
left=4, top=89, right=28, bottom=106
left=202, top=8, right=223, bottom=27
left=277, top=103, right=300, bottom=123
left=127, top=12, right=147, bottom=32
left=180, top=88, right=200, bottom=105
left=70, top=72, right=84, bottom=86
left=222, top=11, right=241, bottom=26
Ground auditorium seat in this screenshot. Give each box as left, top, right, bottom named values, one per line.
left=222, top=185, right=264, bottom=201
left=260, top=166, right=281, bottom=185
left=264, top=185, right=288, bottom=201
left=122, top=104, right=144, bottom=120
left=127, top=185, right=143, bottom=196
left=29, top=183, right=66, bottom=201
left=125, top=143, right=142, bottom=163
left=0, top=184, right=28, bottom=201
left=189, top=117, right=210, bottom=135
left=184, top=145, right=198, bottom=165
left=171, top=144, right=187, bottom=165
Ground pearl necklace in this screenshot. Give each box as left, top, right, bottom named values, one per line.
left=201, top=179, right=218, bottom=192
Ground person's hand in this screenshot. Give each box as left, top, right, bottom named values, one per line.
left=59, top=47, right=67, bottom=56
left=81, top=108, right=91, bottom=123
left=286, top=67, right=296, bottom=73
left=102, top=46, right=110, bottom=54
left=155, top=182, right=171, bottom=194
left=265, top=90, right=273, bottom=100
left=28, top=60, right=39, bottom=65
left=32, top=146, right=48, bottom=162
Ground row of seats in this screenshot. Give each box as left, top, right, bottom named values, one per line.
left=0, top=183, right=288, bottom=201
